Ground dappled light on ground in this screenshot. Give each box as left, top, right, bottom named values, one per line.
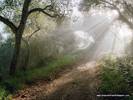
left=77, top=61, right=96, bottom=71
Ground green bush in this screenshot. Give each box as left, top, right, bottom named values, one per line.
left=2, top=77, right=24, bottom=93
left=99, top=56, right=133, bottom=99
left=0, top=86, right=7, bottom=99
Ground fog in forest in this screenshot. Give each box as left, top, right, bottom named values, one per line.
left=1, top=0, right=133, bottom=99
left=45, top=0, right=133, bottom=61
left=0, top=0, right=132, bottom=61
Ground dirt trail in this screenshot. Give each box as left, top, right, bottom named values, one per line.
left=13, top=61, right=100, bottom=100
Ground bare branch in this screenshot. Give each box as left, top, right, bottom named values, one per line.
left=123, top=0, right=133, bottom=17
left=100, top=0, right=133, bottom=29
left=28, top=5, right=59, bottom=18
left=28, top=27, right=40, bottom=41
left=100, top=0, right=119, bottom=11
left=27, top=13, right=41, bottom=41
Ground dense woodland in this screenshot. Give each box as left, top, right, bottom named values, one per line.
left=0, top=0, right=133, bottom=100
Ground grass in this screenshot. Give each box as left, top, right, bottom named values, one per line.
left=25, top=55, right=78, bottom=82
left=0, top=54, right=79, bottom=99
left=99, top=56, right=133, bottom=100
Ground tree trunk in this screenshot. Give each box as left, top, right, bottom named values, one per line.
left=22, top=38, right=30, bottom=71
left=9, top=33, right=22, bottom=75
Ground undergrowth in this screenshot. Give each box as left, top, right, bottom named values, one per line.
left=99, top=56, right=133, bottom=100
left=0, top=55, right=79, bottom=99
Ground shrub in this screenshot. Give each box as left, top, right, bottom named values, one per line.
left=0, top=86, right=7, bottom=99
left=99, top=56, right=133, bottom=99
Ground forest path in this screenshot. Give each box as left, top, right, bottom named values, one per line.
left=13, top=61, right=100, bottom=100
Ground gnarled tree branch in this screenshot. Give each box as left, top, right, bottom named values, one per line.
left=28, top=5, right=59, bottom=18
left=18, top=0, right=32, bottom=32
left=0, top=15, right=17, bottom=33
left=100, top=0, right=133, bottom=29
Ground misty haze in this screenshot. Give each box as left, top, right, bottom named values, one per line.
left=0, top=0, right=133, bottom=100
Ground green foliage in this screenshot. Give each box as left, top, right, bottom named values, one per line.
left=99, top=56, right=133, bottom=99
left=25, top=55, right=77, bottom=83
left=0, top=86, right=13, bottom=100
left=0, top=86, right=7, bottom=99
left=2, top=77, right=24, bottom=93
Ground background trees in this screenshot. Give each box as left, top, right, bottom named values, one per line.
left=0, top=0, right=60, bottom=75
